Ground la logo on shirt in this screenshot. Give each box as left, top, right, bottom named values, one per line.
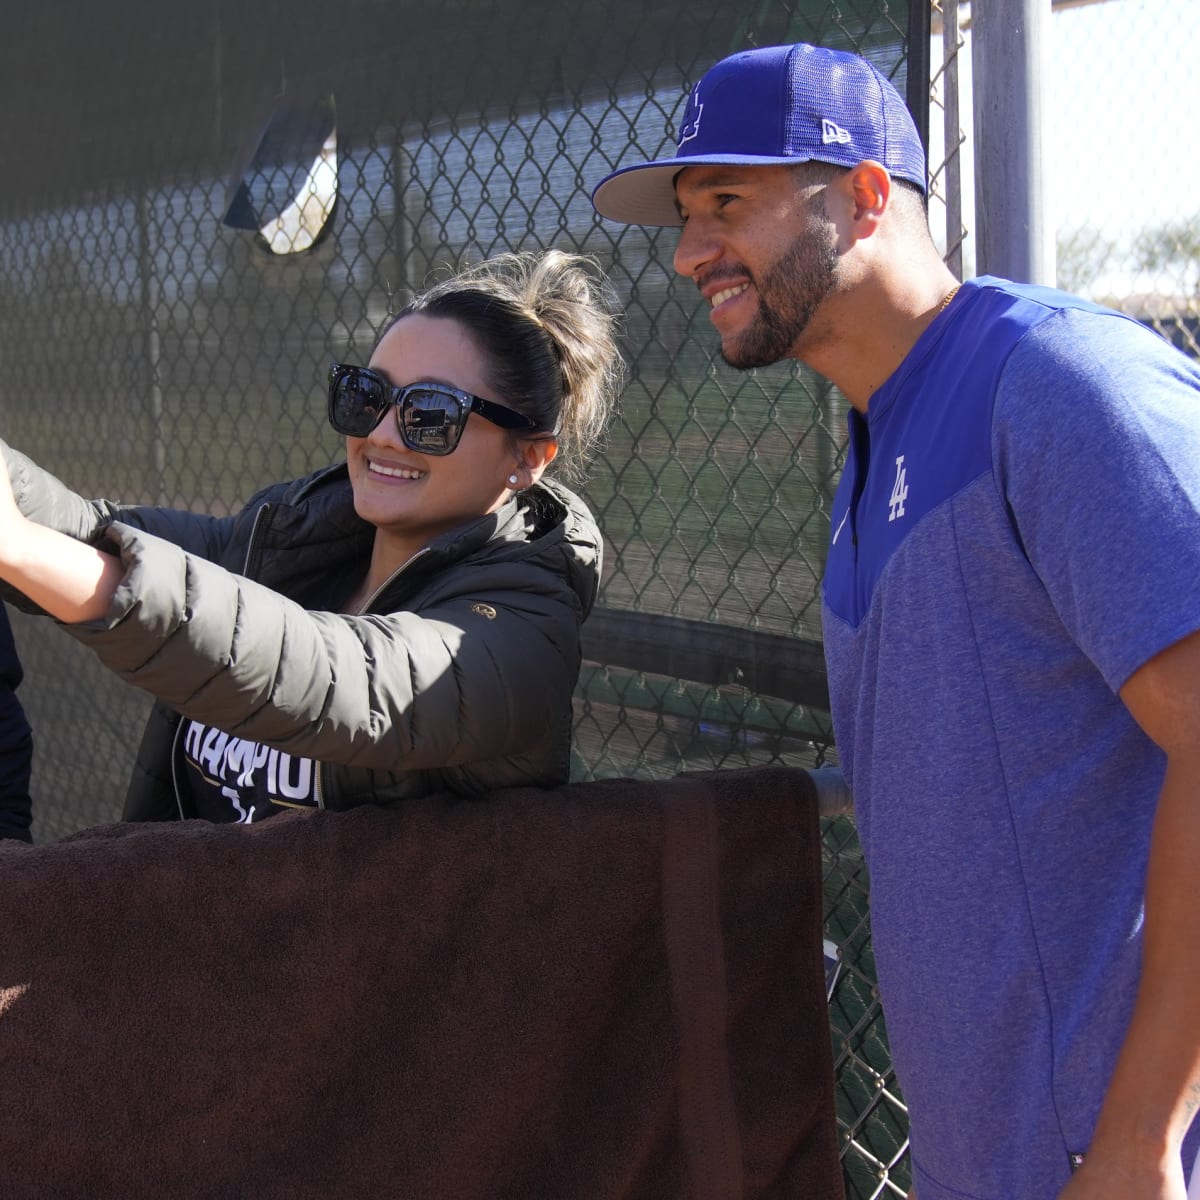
left=888, top=455, right=909, bottom=522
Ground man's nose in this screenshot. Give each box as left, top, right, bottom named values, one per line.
left=672, top=218, right=719, bottom=279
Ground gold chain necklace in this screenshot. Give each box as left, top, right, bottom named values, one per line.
left=937, top=284, right=961, bottom=315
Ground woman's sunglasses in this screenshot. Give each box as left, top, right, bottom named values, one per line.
left=328, top=363, right=539, bottom=456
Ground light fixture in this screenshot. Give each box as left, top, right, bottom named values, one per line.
left=222, top=94, right=337, bottom=255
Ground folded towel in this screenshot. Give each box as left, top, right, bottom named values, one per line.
left=0, top=766, right=842, bottom=1199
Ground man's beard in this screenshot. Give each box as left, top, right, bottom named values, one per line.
left=719, top=230, right=839, bottom=370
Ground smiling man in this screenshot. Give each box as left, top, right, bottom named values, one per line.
left=592, top=41, right=1200, bottom=1200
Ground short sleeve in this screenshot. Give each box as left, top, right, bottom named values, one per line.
left=992, top=308, right=1200, bottom=691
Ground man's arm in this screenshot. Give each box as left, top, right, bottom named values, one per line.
left=1059, top=625, right=1200, bottom=1200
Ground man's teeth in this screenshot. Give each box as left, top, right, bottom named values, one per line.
left=370, top=461, right=425, bottom=479
left=711, top=284, right=748, bottom=307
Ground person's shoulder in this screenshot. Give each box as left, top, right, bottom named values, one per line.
left=968, top=275, right=1176, bottom=352
left=460, top=480, right=602, bottom=615
left=1016, top=302, right=1193, bottom=385
left=990, top=289, right=1200, bottom=471
left=962, top=276, right=1122, bottom=344
left=534, top=478, right=600, bottom=540
left=967, top=278, right=1194, bottom=410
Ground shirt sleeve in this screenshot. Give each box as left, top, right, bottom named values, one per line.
left=992, top=307, right=1200, bottom=692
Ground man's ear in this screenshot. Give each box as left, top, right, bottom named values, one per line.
left=845, top=159, right=892, bottom=237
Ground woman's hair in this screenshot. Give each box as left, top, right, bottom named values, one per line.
left=389, top=250, right=624, bottom=483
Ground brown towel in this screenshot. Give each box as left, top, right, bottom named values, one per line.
left=0, top=766, right=843, bottom=1200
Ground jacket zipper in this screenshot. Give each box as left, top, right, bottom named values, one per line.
left=241, top=503, right=273, bottom=582
left=169, top=720, right=187, bottom=819
left=355, top=548, right=432, bottom=614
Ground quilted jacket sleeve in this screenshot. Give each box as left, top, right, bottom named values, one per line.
left=0, top=440, right=240, bottom=604
left=63, top=521, right=580, bottom=771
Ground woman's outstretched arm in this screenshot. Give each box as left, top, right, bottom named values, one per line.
left=0, top=466, right=123, bottom=624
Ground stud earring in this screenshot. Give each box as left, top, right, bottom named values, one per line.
left=508, top=474, right=520, bottom=486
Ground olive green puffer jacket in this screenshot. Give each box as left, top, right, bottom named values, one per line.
left=3, top=444, right=602, bottom=819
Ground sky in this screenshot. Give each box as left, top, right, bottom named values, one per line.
left=1050, top=0, right=1194, bottom=232
left=930, top=0, right=1199, bottom=299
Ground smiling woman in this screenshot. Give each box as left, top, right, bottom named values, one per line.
left=339, top=313, right=559, bottom=607
left=0, top=250, right=624, bottom=826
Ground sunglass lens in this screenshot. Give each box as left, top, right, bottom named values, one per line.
left=332, top=370, right=387, bottom=437
left=401, top=388, right=466, bottom=455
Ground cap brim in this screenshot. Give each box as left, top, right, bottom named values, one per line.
left=591, top=152, right=810, bottom=227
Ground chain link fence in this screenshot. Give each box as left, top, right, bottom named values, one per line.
left=1050, top=0, right=1199, bottom=356
left=0, top=1, right=988, bottom=1194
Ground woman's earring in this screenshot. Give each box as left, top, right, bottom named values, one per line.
left=508, top=474, right=520, bottom=486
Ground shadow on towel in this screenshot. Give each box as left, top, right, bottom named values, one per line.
left=0, top=766, right=843, bottom=1200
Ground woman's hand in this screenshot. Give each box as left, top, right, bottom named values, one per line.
left=0, top=456, right=122, bottom=624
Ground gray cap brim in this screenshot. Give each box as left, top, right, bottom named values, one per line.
left=591, top=152, right=811, bottom=227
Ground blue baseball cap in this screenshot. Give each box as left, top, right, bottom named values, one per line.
left=591, top=42, right=927, bottom=227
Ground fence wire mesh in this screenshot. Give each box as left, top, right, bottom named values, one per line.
left=0, top=1, right=959, bottom=1193
left=1049, top=0, right=1199, bottom=358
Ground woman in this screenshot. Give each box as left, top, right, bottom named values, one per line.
left=0, top=604, right=32, bottom=841
left=0, top=249, right=622, bottom=823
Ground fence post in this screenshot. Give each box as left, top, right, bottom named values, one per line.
left=970, top=0, right=1055, bottom=285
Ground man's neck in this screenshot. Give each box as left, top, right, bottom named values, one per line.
left=796, top=269, right=963, bottom=413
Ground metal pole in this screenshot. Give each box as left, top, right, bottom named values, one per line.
left=970, top=0, right=1055, bottom=285
left=907, top=0, right=932, bottom=162
left=136, top=191, right=168, bottom=506
left=942, top=0, right=964, bottom=280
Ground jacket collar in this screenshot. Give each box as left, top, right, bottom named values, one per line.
left=249, top=464, right=584, bottom=602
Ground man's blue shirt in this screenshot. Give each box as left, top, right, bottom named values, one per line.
left=822, top=277, right=1200, bottom=1199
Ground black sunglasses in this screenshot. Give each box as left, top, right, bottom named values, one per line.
left=328, top=363, right=539, bottom=455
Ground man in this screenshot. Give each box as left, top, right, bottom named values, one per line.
left=591, top=41, right=1200, bottom=1200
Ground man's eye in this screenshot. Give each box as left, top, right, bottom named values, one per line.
left=716, top=193, right=739, bottom=208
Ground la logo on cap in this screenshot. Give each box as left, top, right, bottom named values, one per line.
left=822, top=119, right=852, bottom=146
left=678, top=86, right=703, bottom=145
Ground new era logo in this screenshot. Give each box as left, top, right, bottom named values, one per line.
left=822, top=119, right=852, bottom=146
